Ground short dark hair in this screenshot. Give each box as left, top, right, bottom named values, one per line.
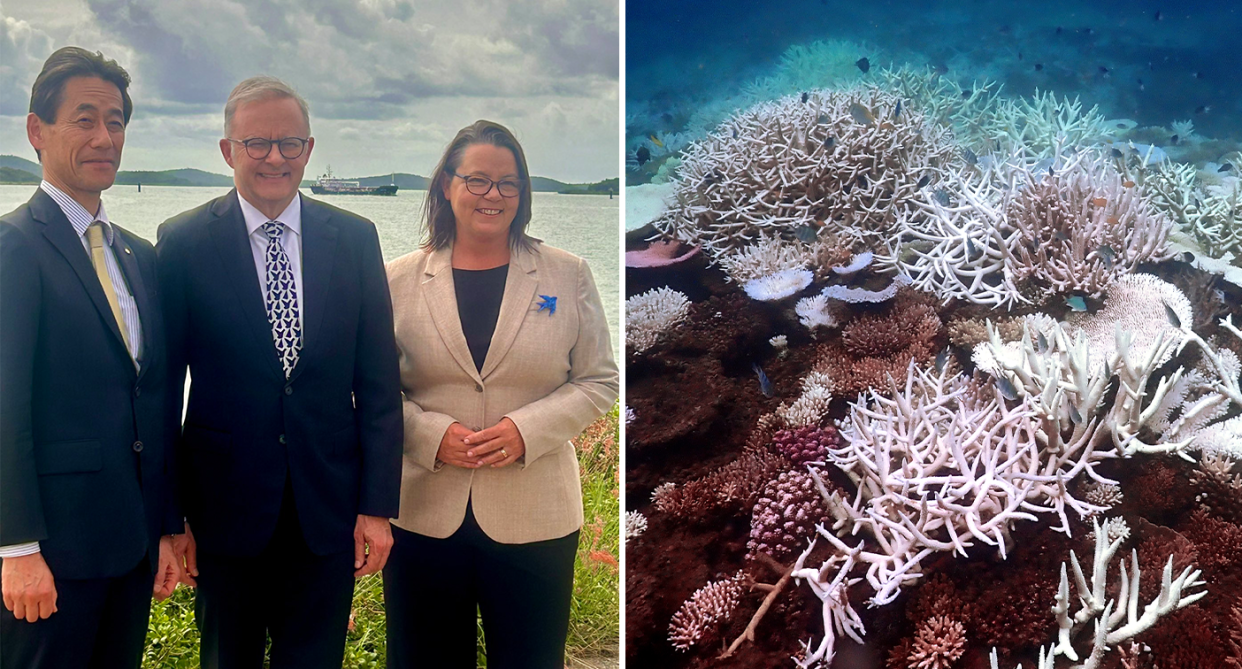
left=422, top=120, right=538, bottom=252
left=29, top=47, right=133, bottom=159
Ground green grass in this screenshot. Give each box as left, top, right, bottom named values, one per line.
left=143, top=404, right=620, bottom=668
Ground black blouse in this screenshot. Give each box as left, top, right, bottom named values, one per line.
left=453, top=265, right=509, bottom=372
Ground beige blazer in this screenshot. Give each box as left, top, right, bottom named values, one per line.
left=386, top=241, right=618, bottom=543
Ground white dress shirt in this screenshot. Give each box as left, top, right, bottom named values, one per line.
left=0, top=182, right=145, bottom=559
left=238, top=193, right=305, bottom=333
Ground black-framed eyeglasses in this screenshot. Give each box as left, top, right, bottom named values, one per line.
left=452, top=173, right=523, bottom=197
left=226, top=137, right=309, bottom=161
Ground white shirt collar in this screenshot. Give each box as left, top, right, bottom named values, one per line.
left=39, top=180, right=114, bottom=244
left=238, top=192, right=302, bottom=239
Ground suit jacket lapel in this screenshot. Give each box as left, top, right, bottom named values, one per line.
left=208, top=190, right=286, bottom=381
left=423, top=246, right=483, bottom=384
left=31, top=190, right=131, bottom=362
left=111, top=233, right=155, bottom=380
left=479, top=246, right=538, bottom=379
left=289, top=196, right=338, bottom=384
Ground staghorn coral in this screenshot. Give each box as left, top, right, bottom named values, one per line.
left=1180, top=509, right=1242, bottom=572
left=1144, top=158, right=1242, bottom=260
left=907, top=615, right=967, bottom=669
left=770, top=424, right=843, bottom=465
left=748, top=469, right=831, bottom=562
left=776, top=372, right=837, bottom=428
left=654, top=86, right=961, bottom=260
left=841, top=299, right=940, bottom=358
left=1079, top=481, right=1124, bottom=514
left=668, top=571, right=746, bottom=651
left=654, top=446, right=789, bottom=518
left=627, top=287, right=692, bottom=354
left=947, top=316, right=1025, bottom=350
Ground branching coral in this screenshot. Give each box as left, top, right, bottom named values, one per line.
left=626, top=511, right=647, bottom=541
left=654, top=446, right=789, bottom=518
left=907, top=615, right=967, bottom=669
left=654, top=86, right=960, bottom=261
left=1144, top=158, right=1242, bottom=260
left=811, top=289, right=941, bottom=396
left=627, top=287, right=692, bottom=354
left=771, top=424, right=843, bottom=465
left=668, top=571, right=746, bottom=650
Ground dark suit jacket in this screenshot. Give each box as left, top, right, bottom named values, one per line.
left=156, top=190, right=402, bottom=557
left=0, top=189, right=178, bottom=580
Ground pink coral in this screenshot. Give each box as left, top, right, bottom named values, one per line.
left=668, top=571, right=745, bottom=651
left=747, top=469, right=829, bottom=562
left=770, top=425, right=842, bottom=466
left=907, top=615, right=967, bottom=669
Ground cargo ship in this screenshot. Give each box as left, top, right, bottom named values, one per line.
left=310, top=167, right=397, bottom=196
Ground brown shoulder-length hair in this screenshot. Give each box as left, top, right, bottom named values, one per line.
left=422, top=120, right=537, bottom=252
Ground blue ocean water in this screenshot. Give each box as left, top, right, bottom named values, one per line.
left=626, top=0, right=1240, bottom=171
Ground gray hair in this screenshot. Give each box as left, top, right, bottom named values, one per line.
left=223, top=76, right=310, bottom=136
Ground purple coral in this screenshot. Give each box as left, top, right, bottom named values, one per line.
left=747, top=469, right=829, bottom=562
left=668, top=571, right=745, bottom=651
left=771, top=425, right=842, bottom=466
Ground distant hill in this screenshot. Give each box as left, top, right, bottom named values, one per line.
left=114, top=168, right=234, bottom=187
left=0, top=155, right=40, bottom=174
left=558, top=177, right=619, bottom=195
left=0, top=166, right=40, bottom=184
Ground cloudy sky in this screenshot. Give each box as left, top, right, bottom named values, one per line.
left=1, top=0, right=619, bottom=183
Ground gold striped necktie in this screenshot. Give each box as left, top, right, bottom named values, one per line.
left=86, top=221, right=132, bottom=354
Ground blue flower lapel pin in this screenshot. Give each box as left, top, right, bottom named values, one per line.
left=537, top=294, right=557, bottom=316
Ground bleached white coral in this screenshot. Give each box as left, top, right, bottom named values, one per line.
left=744, top=268, right=814, bottom=302
left=626, top=287, right=691, bottom=354
left=1192, top=415, right=1242, bottom=459
left=651, top=482, right=677, bottom=512
left=1080, top=482, right=1124, bottom=514
left=716, top=232, right=810, bottom=283
left=778, top=370, right=835, bottom=428
left=625, top=510, right=647, bottom=541
left=1066, top=274, right=1192, bottom=375
left=796, top=294, right=839, bottom=330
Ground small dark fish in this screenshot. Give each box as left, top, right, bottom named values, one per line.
left=1035, top=63, right=1044, bottom=71
left=1154, top=10, right=1162, bottom=21
left=752, top=363, right=774, bottom=397
left=1048, top=165, right=1055, bottom=176
left=998, top=25, right=1012, bottom=35
left=732, top=127, right=738, bottom=139
left=964, top=148, right=978, bottom=166
left=1036, top=331, right=1049, bottom=354
left=796, top=224, right=819, bottom=244
left=635, top=146, right=650, bottom=166
left=1193, top=72, right=1203, bottom=80
left=1219, top=163, right=1234, bottom=173
left=1111, top=148, right=1124, bottom=159
left=842, top=181, right=853, bottom=195
left=1097, top=244, right=1116, bottom=269
left=1163, top=302, right=1182, bottom=329
left=857, top=174, right=868, bottom=189
left=1195, top=105, right=1210, bottom=114
left=849, top=103, right=876, bottom=125
left=1138, top=78, right=1145, bottom=92
left=1055, top=26, right=1063, bottom=35
left=966, top=237, right=980, bottom=259
left=856, top=57, right=870, bottom=73
left=934, top=189, right=950, bottom=206
left=935, top=348, right=951, bottom=373
left=1018, top=51, right=1023, bottom=61
left=801, top=91, right=809, bottom=104
left=823, top=136, right=836, bottom=150
left=961, top=89, right=971, bottom=99
left=1065, top=296, right=1087, bottom=312
left=893, top=100, right=902, bottom=119
left=1170, top=134, right=1179, bottom=144
left=816, top=113, right=831, bottom=125
left=930, top=62, right=949, bottom=76
left=1053, top=230, right=1070, bottom=242
left=1068, top=403, right=1083, bottom=425
left=1099, top=66, right=1110, bottom=77
left=996, top=376, right=1019, bottom=401
left=1085, top=27, right=1094, bottom=36
left=916, top=174, right=931, bottom=189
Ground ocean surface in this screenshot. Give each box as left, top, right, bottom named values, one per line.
left=0, top=185, right=620, bottom=353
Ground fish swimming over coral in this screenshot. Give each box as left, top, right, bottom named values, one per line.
left=849, top=103, right=875, bottom=125
left=752, top=363, right=774, bottom=397
left=855, top=57, right=870, bottom=73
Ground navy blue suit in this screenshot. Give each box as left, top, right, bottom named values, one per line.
left=0, top=188, right=178, bottom=668
left=156, top=190, right=401, bottom=667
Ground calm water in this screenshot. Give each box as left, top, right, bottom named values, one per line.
left=0, top=185, right=620, bottom=352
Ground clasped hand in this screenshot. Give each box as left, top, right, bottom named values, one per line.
left=436, top=417, right=525, bottom=469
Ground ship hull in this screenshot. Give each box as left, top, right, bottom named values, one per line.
left=310, top=185, right=398, bottom=196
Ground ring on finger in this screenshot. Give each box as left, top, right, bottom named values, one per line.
left=500, top=448, right=509, bottom=459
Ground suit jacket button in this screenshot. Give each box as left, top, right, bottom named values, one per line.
left=279, top=434, right=287, bottom=445
left=133, top=386, right=141, bottom=398
left=132, top=441, right=144, bottom=452
left=475, top=383, right=483, bottom=392
left=285, top=386, right=293, bottom=396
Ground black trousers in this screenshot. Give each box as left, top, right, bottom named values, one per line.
left=0, top=555, right=152, bottom=669
left=194, top=484, right=355, bottom=669
left=383, top=502, right=579, bottom=669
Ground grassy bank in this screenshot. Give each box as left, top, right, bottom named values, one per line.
left=142, top=405, right=620, bottom=668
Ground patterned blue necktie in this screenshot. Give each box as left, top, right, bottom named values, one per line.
left=262, top=221, right=301, bottom=378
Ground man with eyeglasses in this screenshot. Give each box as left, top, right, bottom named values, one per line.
left=155, top=76, right=402, bottom=668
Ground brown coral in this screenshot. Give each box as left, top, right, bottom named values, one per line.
left=814, top=289, right=942, bottom=396
left=656, top=446, right=790, bottom=518
left=946, top=316, right=1025, bottom=350
left=667, top=571, right=746, bottom=651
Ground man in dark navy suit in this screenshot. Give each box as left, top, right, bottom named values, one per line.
left=156, top=76, right=402, bottom=668
left=0, top=47, right=182, bottom=668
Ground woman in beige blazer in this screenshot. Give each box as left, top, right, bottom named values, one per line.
left=382, top=120, right=618, bottom=669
